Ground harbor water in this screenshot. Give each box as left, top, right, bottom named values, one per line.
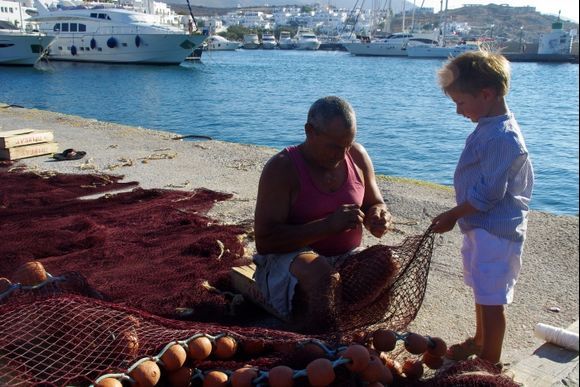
left=0, top=50, right=578, bottom=215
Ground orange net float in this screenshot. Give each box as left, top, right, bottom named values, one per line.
left=266, top=365, right=295, bottom=387
left=339, top=344, right=370, bottom=372
left=359, top=355, right=393, bottom=385
left=12, top=261, right=48, bottom=287
left=403, top=332, right=430, bottom=355
left=422, top=351, right=445, bottom=370
left=203, top=370, right=229, bottom=387
left=426, top=336, right=448, bottom=357
left=188, top=335, right=213, bottom=361
left=159, top=342, right=188, bottom=372
left=401, top=358, right=424, bottom=380
left=372, top=329, right=398, bottom=352
left=214, top=335, right=238, bottom=359
left=306, top=358, right=336, bottom=386
left=94, top=377, right=123, bottom=387
left=128, top=360, right=161, bottom=387
left=230, top=366, right=259, bottom=387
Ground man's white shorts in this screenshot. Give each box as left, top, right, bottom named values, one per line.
left=461, top=228, right=524, bottom=305
left=253, top=247, right=360, bottom=318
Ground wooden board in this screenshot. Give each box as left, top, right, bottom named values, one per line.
left=509, top=320, right=579, bottom=386
left=230, top=264, right=290, bottom=322
left=0, top=129, right=54, bottom=149
left=0, top=142, right=58, bottom=161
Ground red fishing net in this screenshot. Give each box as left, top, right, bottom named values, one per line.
left=0, top=169, right=516, bottom=386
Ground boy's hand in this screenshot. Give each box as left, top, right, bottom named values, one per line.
left=431, top=210, right=458, bottom=233
left=364, top=206, right=392, bottom=238
left=431, top=202, right=478, bottom=233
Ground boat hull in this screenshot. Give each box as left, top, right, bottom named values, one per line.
left=407, top=44, right=479, bottom=58
left=342, top=42, right=406, bottom=56
left=0, top=34, right=54, bottom=65
left=45, top=33, right=205, bottom=64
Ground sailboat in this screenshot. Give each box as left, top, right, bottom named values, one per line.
left=342, top=0, right=439, bottom=57
left=407, top=0, right=480, bottom=58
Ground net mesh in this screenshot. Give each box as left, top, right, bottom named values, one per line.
left=0, top=170, right=515, bottom=386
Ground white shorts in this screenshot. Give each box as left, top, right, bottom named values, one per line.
left=253, top=248, right=359, bottom=318
left=461, top=228, right=524, bottom=305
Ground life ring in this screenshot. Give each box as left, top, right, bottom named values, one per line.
left=90, top=38, right=97, bottom=49
left=135, top=35, right=141, bottom=47
left=107, top=37, right=118, bottom=48
left=71, top=45, right=77, bottom=56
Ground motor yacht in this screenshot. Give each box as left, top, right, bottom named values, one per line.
left=0, top=21, right=54, bottom=65
left=30, top=0, right=206, bottom=64
left=242, top=33, right=260, bottom=49
left=294, top=28, right=320, bottom=50
left=204, top=35, right=239, bottom=51
left=278, top=31, right=294, bottom=49
left=261, top=32, right=277, bottom=49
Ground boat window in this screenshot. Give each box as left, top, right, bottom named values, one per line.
left=61, top=23, right=69, bottom=32
left=79, top=24, right=86, bottom=32
left=70, top=23, right=77, bottom=32
left=90, top=13, right=97, bottom=18
left=53, top=23, right=60, bottom=32
left=98, top=13, right=106, bottom=19
left=0, top=43, right=16, bottom=48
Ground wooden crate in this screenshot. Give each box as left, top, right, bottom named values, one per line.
left=0, top=129, right=54, bottom=148
left=0, top=142, right=58, bottom=161
left=230, top=264, right=289, bottom=322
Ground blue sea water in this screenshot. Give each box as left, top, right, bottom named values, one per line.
left=1, top=50, right=578, bottom=215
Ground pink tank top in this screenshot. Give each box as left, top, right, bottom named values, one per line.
left=286, top=145, right=365, bottom=256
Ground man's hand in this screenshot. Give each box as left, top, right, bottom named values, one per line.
left=327, top=204, right=365, bottom=233
left=364, top=206, right=392, bottom=238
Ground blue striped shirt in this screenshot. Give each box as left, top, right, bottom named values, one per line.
left=454, top=112, right=534, bottom=242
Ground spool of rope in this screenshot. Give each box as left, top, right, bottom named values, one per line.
left=534, top=323, right=579, bottom=351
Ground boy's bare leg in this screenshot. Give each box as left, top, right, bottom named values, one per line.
left=478, top=304, right=505, bottom=364
left=290, top=252, right=339, bottom=332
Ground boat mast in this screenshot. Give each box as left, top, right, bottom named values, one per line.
left=441, top=0, right=448, bottom=46
left=410, top=0, right=416, bottom=32
left=401, top=0, right=406, bottom=32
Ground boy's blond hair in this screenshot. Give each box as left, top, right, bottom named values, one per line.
left=438, top=50, right=511, bottom=97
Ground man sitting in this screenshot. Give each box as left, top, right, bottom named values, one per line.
left=253, top=96, right=392, bottom=331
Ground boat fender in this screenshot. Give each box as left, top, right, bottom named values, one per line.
left=90, top=38, right=97, bottom=49
left=107, top=37, right=118, bottom=48
left=71, top=45, right=77, bottom=56
left=135, top=35, right=141, bottom=47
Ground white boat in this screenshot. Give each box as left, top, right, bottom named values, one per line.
left=407, top=41, right=481, bottom=58
left=278, top=31, right=294, bottom=49
left=242, top=33, right=260, bottom=49
left=261, top=32, right=277, bottom=49
left=30, top=0, right=206, bottom=64
left=294, top=28, right=320, bottom=50
left=342, top=32, right=439, bottom=56
left=204, top=35, right=239, bottom=51
left=0, top=21, right=54, bottom=65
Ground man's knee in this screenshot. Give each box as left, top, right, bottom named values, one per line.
left=291, top=252, right=336, bottom=288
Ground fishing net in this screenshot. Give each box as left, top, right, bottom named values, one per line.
left=0, top=169, right=515, bottom=386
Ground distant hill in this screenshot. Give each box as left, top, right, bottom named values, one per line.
left=175, top=1, right=579, bottom=45
left=169, top=0, right=417, bottom=13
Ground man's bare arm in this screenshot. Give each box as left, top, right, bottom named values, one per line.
left=350, top=144, right=392, bottom=238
